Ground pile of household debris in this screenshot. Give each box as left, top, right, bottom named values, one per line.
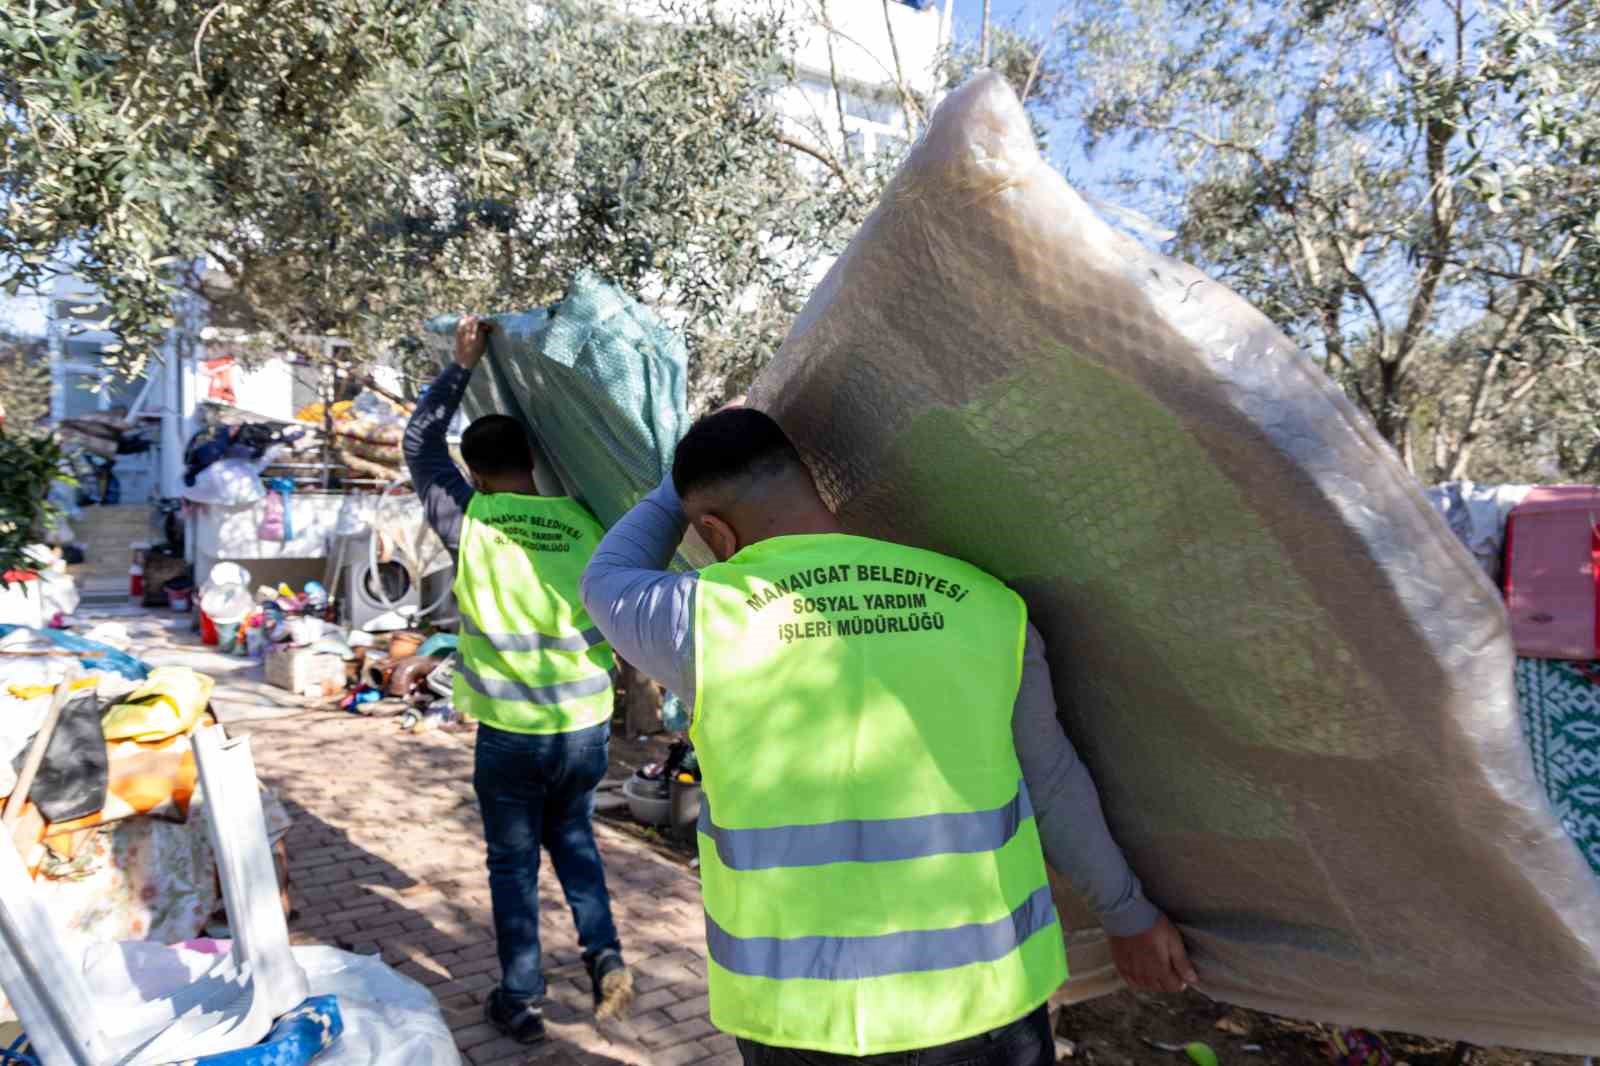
left=182, top=390, right=413, bottom=508
left=55, top=409, right=153, bottom=508
left=186, top=559, right=463, bottom=736
left=0, top=547, right=81, bottom=631
left=0, top=624, right=463, bottom=1064
left=291, top=393, right=409, bottom=484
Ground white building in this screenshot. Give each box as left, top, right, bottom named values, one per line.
left=775, top=0, right=946, bottom=162
left=606, top=0, right=946, bottom=163
left=45, top=273, right=334, bottom=505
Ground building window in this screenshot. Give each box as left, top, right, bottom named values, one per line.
left=841, top=90, right=900, bottom=128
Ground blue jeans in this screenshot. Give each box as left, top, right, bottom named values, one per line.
left=473, top=720, right=622, bottom=1005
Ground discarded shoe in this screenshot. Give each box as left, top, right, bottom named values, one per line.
left=589, top=952, right=633, bottom=1022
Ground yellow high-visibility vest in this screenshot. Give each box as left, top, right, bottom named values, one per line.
left=692, top=533, right=1066, bottom=1055
left=452, top=492, right=615, bottom=734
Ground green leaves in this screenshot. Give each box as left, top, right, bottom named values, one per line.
left=1054, top=0, right=1600, bottom=481
left=0, top=427, right=74, bottom=577
left=3, top=0, right=859, bottom=408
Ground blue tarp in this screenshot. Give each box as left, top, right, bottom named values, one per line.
left=0, top=626, right=151, bottom=681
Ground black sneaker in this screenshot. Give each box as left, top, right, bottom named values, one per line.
left=484, top=988, right=546, bottom=1044
left=587, top=951, right=634, bottom=1021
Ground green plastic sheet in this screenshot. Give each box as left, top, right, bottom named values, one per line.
left=428, top=270, right=695, bottom=728
left=429, top=270, right=690, bottom=532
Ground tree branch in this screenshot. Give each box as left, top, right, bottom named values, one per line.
left=1393, top=111, right=1457, bottom=381
left=1020, top=12, right=1068, bottom=105
left=361, top=373, right=409, bottom=408
left=1447, top=0, right=1467, bottom=81
left=1318, top=287, right=1371, bottom=411
left=1136, top=120, right=1272, bottom=171
left=817, top=0, right=853, bottom=155
left=880, top=0, right=924, bottom=137
left=1443, top=287, right=1540, bottom=479
left=1413, top=253, right=1560, bottom=295
left=775, top=132, right=857, bottom=195
left=1444, top=349, right=1504, bottom=480
left=1421, top=235, right=1586, bottom=350
left=811, top=7, right=928, bottom=121
left=1331, top=235, right=1390, bottom=359
left=193, top=3, right=228, bottom=81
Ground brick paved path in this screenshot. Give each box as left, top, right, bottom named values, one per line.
left=240, top=711, right=731, bottom=1066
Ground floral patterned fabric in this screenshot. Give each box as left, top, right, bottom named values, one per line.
left=0, top=788, right=292, bottom=1023
left=46, top=815, right=220, bottom=945
left=1515, top=657, right=1600, bottom=876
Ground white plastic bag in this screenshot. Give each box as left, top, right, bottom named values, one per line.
left=1422, top=480, right=1532, bottom=582
left=37, top=571, right=79, bottom=620
left=82, top=622, right=130, bottom=650
left=208, top=563, right=254, bottom=590
left=294, top=946, right=463, bottom=1066
left=0, top=580, right=44, bottom=629
left=182, top=459, right=266, bottom=506
left=81, top=943, right=462, bottom=1066
left=200, top=583, right=255, bottom=626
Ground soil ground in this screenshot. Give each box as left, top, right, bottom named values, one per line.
left=1052, top=991, right=1583, bottom=1066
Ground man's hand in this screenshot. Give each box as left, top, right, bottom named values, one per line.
left=1108, top=913, right=1198, bottom=994
left=455, top=314, right=491, bottom=370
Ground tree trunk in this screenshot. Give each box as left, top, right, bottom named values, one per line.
left=1374, top=357, right=1407, bottom=449
left=617, top=659, right=664, bottom=738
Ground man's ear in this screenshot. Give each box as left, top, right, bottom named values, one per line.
left=696, top=512, right=740, bottom=562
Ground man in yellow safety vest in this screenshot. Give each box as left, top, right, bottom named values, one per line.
left=582, top=407, right=1195, bottom=1064
left=403, top=316, right=633, bottom=1045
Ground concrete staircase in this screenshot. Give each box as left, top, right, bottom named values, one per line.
left=67, top=504, right=151, bottom=606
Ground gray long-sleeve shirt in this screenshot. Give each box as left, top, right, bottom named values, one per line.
left=581, top=478, right=1158, bottom=937
left=402, top=364, right=476, bottom=553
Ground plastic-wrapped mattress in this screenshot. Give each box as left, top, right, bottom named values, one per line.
left=748, top=73, right=1600, bottom=1053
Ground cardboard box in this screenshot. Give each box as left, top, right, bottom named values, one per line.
left=263, top=644, right=346, bottom=699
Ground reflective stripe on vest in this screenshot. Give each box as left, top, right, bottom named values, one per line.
left=704, top=884, right=1058, bottom=981
left=461, top=613, right=608, bottom=654
left=698, top=780, right=1035, bottom=871
left=452, top=492, right=615, bottom=735
left=455, top=663, right=615, bottom=706
left=691, top=533, right=1067, bottom=1056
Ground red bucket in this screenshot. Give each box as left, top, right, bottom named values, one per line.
left=199, top=610, right=219, bottom=646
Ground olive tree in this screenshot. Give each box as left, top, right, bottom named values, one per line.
left=1053, top=0, right=1599, bottom=481
left=1, top=0, right=866, bottom=406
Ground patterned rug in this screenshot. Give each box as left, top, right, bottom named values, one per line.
left=1515, top=658, right=1600, bottom=876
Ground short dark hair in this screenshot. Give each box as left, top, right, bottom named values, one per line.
left=460, top=415, right=534, bottom=478
left=672, top=408, right=805, bottom=500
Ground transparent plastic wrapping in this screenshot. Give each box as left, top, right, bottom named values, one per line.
left=749, top=73, right=1600, bottom=1054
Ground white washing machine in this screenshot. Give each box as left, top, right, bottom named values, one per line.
left=335, top=533, right=420, bottom=632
